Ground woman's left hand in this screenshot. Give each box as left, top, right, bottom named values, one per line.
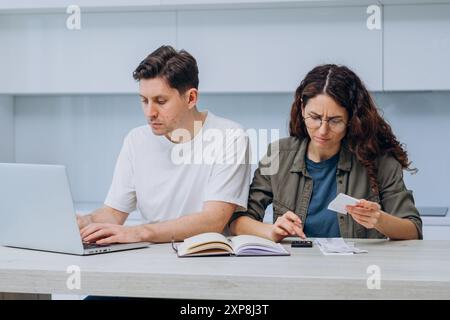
left=346, top=199, right=383, bottom=229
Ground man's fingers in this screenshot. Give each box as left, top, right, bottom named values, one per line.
left=80, top=225, right=98, bottom=239
left=80, top=223, right=109, bottom=238
left=76, top=214, right=89, bottom=229
left=83, top=228, right=115, bottom=243
left=80, top=225, right=102, bottom=239
left=96, top=235, right=119, bottom=245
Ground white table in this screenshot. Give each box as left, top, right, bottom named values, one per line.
left=1, top=239, right=449, bottom=300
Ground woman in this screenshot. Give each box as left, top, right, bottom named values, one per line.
left=230, top=64, right=422, bottom=242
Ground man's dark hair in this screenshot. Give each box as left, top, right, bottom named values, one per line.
left=133, top=45, right=199, bottom=94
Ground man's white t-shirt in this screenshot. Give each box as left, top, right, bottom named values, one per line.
left=104, top=111, right=251, bottom=223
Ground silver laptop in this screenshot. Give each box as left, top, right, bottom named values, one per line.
left=0, top=163, right=149, bottom=255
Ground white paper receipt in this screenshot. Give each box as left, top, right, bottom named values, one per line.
left=327, top=193, right=360, bottom=215
left=315, top=238, right=368, bottom=255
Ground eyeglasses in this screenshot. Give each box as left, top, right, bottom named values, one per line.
left=304, top=116, right=347, bottom=132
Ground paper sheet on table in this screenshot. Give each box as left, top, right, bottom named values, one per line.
left=314, top=238, right=368, bottom=255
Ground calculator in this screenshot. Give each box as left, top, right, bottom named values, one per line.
left=291, top=240, right=313, bottom=248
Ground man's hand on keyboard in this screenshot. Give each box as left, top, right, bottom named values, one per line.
left=80, top=223, right=149, bottom=244
left=76, top=214, right=93, bottom=230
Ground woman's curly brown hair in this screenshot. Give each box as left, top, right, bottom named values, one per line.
left=289, top=64, right=417, bottom=194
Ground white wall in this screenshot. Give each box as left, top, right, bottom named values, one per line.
left=0, top=95, right=14, bottom=162
left=14, top=95, right=143, bottom=202
left=373, top=92, right=450, bottom=208
left=384, top=4, right=450, bottom=90
left=0, top=11, right=176, bottom=94
left=177, top=6, right=382, bottom=92
left=13, top=91, right=450, bottom=210
left=0, top=5, right=383, bottom=94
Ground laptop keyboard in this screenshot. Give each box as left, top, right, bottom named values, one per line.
left=83, top=242, right=110, bottom=249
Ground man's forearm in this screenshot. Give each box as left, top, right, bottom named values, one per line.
left=89, top=206, right=128, bottom=225
left=140, top=210, right=230, bottom=243
left=230, top=216, right=272, bottom=240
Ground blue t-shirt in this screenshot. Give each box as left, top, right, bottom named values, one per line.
left=303, top=153, right=341, bottom=238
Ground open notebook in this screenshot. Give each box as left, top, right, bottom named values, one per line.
left=174, top=232, right=290, bottom=257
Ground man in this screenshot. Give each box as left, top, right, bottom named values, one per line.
left=77, top=45, right=250, bottom=244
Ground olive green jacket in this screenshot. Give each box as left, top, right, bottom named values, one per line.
left=231, top=137, right=423, bottom=239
